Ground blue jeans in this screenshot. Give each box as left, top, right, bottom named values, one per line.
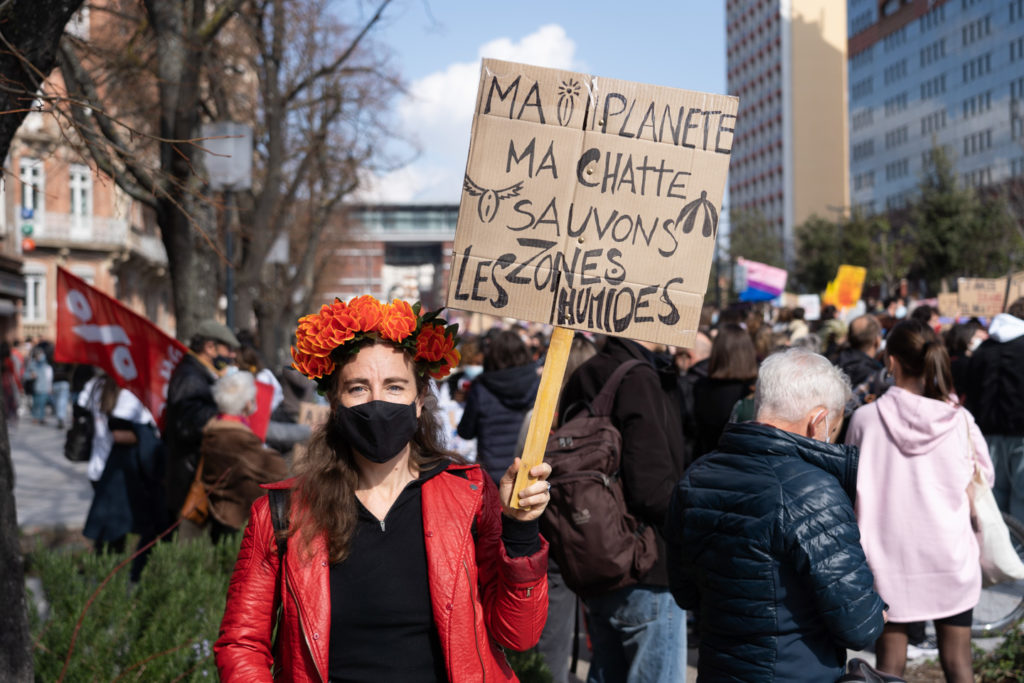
left=53, top=381, right=70, bottom=425
left=583, top=585, right=686, bottom=683
left=987, top=435, right=1024, bottom=521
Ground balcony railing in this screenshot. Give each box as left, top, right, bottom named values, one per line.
left=32, top=210, right=129, bottom=245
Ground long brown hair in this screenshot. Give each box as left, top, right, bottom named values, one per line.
left=291, top=341, right=460, bottom=563
left=709, top=323, right=759, bottom=381
left=886, top=319, right=953, bottom=401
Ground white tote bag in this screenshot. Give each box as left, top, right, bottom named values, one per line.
left=967, top=413, right=1024, bottom=586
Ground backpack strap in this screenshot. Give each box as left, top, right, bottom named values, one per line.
left=268, top=489, right=290, bottom=559
left=590, top=359, right=646, bottom=417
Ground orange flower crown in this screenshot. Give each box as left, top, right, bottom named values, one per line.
left=290, top=295, right=461, bottom=391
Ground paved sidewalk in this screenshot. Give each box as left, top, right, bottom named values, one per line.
left=9, top=416, right=93, bottom=532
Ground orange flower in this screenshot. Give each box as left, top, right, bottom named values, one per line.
left=348, top=295, right=384, bottom=332
left=379, top=299, right=417, bottom=342
left=291, top=347, right=335, bottom=380
left=414, top=323, right=448, bottom=363
left=430, top=346, right=461, bottom=380
left=294, top=310, right=335, bottom=356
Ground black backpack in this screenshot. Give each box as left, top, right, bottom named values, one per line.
left=539, top=360, right=658, bottom=597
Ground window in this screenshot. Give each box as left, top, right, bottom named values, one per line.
left=920, top=38, right=946, bottom=67
left=854, top=171, right=876, bottom=190
left=18, top=157, right=43, bottom=213
left=851, top=10, right=874, bottom=34
left=852, top=108, right=874, bottom=131
left=885, top=92, right=908, bottom=116
left=963, top=129, right=993, bottom=156
left=962, top=15, right=992, bottom=46
left=1013, top=0, right=1024, bottom=22
left=1013, top=76, right=1024, bottom=100
left=883, top=0, right=901, bottom=17
left=962, top=90, right=992, bottom=119
left=884, top=59, right=908, bottom=85
left=921, top=109, right=947, bottom=135
left=962, top=53, right=992, bottom=83
left=921, top=74, right=946, bottom=99
left=921, top=4, right=946, bottom=32
left=69, top=164, right=92, bottom=219
left=885, top=126, right=909, bottom=149
left=852, top=77, right=874, bottom=100
left=883, top=26, right=908, bottom=51
left=885, top=158, right=910, bottom=180
left=852, top=139, right=875, bottom=161
left=1012, top=37, right=1024, bottom=62
left=24, top=266, right=46, bottom=322
left=851, top=48, right=875, bottom=70
left=963, top=167, right=992, bottom=187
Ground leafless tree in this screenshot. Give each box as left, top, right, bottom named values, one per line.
left=0, top=3, right=87, bottom=678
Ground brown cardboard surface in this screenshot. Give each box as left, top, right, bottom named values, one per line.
left=291, top=401, right=329, bottom=463
left=446, top=59, right=736, bottom=347
left=936, top=292, right=959, bottom=317
left=957, top=277, right=1007, bottom=317
left=1009, top=271, right=1024, bottom=306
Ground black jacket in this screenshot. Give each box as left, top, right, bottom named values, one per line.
left=964, top=335, right=1024, bottom=436
left=458, top=363, right=540, bottom=483
left=666, top=422, right=884, bottom=682
left=837, top=347, right=882, bottom=389
left=164, top=353, right=219, bottom=514
left=692, top=376, right=753, bottom=457
left=559, top=337, right=687, bottom=587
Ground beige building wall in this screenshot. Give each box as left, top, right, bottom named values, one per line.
left=789, top=0, right=850, bottom=227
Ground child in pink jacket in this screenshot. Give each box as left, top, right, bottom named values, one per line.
left=847, top=319, right=994, bottom=683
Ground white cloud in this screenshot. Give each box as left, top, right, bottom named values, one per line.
left=359, top=24, right=578, bottom=204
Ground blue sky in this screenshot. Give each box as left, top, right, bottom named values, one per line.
left=360, top=0, right=727, bottom=203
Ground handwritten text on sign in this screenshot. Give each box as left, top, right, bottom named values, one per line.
left=446, top=60, right=736, bottom=348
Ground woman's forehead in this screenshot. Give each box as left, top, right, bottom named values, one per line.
left=339, top=344, right=415, bottom=381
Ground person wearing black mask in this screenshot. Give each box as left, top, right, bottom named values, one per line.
left=216, top=295, right=552, bottom=682
left=164, top=319, right=240, bottom=537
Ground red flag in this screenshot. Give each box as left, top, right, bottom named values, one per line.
left=55, top=267, right=188, bottom=430
left=248, top=381, right=275, bottom=442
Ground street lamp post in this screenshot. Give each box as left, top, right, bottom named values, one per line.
left=201, top=121, right=253, bottom=330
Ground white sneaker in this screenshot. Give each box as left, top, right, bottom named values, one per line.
left=906, top=636, right=939, bottom=660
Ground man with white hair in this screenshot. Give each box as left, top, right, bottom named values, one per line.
left=665, top=347, right=885, bottom=682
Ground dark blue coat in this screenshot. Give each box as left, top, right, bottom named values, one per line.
left=665, top=421, right=884, bottom=682
left=458, top=363, right=539, bottom=483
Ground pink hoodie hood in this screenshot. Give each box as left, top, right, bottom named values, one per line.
left=875, top=386, right=961, bottom=456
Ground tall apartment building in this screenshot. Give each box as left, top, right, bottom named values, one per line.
left=848, top=0, right=1024, bottom=214
left=726, top=0, right=851, bottom=266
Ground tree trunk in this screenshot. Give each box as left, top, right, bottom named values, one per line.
left=0, top=2, right=86, bottom=679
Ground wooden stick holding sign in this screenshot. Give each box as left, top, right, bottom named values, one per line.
left=444, top=59, right=736, bottom=508
left=510, top=325, right=574, bottom=508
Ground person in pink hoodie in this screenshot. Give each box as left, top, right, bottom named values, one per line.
left=846, top=319, right=995, bottom=683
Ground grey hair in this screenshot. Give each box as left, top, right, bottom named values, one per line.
left=754, top=347, right=851, bottom=423
left=212, top=371, right=257, bottom=416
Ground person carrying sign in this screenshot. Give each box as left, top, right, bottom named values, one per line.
left=558, top=334, right=688, bottom=682
left=215, top=295, right=552, bottom=682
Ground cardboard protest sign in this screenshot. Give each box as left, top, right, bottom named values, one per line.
left=291, top=402, right=329, bottom=463
left=446, top=59, right=736, bottom=348
left=1009, top=271, right=1024, bottom=306
left=958, top=277, right=1007, bottom=317
left=822, top=265, right=866, bottom=310
left=937, top=292, right=959, bottom=317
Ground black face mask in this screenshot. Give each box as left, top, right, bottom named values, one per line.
left=328, top=399, right=419, bottom=464
left=212, top=355, right=234, bottom=371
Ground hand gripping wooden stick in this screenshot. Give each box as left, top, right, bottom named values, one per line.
left=510, top=326, right=574, bottom=509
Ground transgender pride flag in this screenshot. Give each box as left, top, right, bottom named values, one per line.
left=737, top=258, right=788, bottom=302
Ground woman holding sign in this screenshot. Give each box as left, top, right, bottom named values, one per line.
left=215, top=295, right=551, bottom=682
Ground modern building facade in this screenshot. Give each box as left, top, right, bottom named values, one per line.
left=848, top=0, right=1024, bottom=214
left=726, top=0, right=851, bottom=266
left=316, top=204, right=457, bottom=312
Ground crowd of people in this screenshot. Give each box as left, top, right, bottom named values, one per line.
left=0, top=336, right=82, bottom=428
left=17, top=288, right=1024, bottom=681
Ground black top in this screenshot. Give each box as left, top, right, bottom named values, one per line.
left=692, top=376, right=754, bottom=457
left=327, top=462, right=540, bottom=682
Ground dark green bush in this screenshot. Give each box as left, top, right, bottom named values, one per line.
left=27, top=534, right=554, bottom=681
left=29, top=535, right=240, bottom=681
left=976, top=625, right=1024, bottom=683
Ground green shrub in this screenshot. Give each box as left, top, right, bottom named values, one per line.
left=975, top=625, right=1024, bottom=683
left=28, top=535, right=240, bottom=681
left=27, top=534, right=554, bottom=681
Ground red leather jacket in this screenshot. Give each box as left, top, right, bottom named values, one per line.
left=215, top=463, right=548, bottom=682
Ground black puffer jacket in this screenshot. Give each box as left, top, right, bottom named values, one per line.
left=458, top=363, right=540, bottom=483
left=666, top=421, right=884, bottom=682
